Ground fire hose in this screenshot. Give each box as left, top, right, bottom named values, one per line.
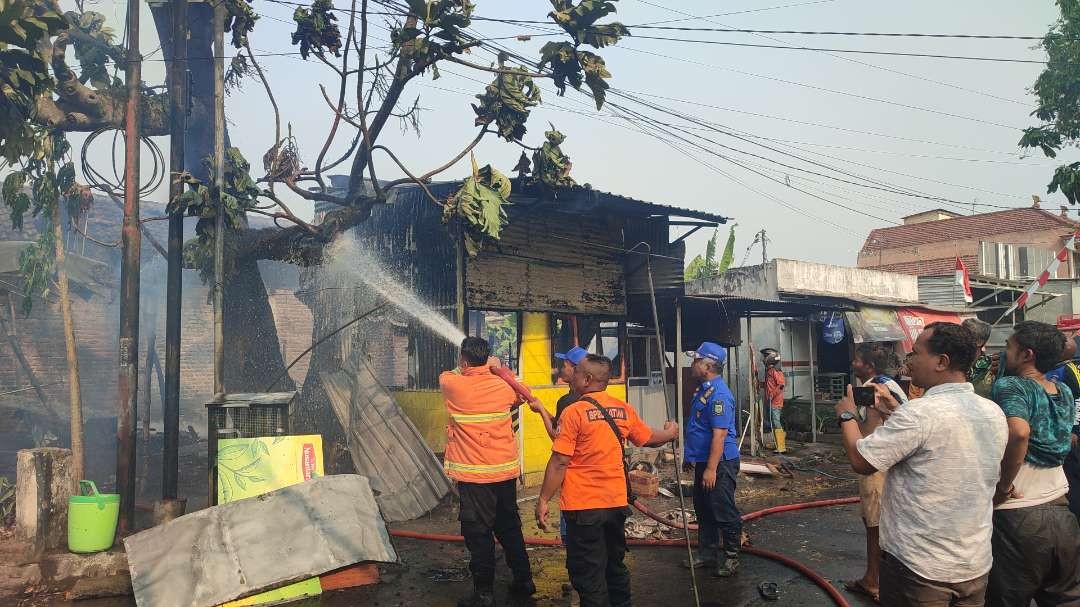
left=488, top=287, right=851, bottom=600
left=388, top=496, right=859, bottom=607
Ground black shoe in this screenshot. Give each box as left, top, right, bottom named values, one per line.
left=509, top=578, right=536, bottom=596
left=458, top=590, right=496, bottom=607
left=714, top=555, right=740, bottom=578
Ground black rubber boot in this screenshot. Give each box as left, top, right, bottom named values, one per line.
left=457, top=589, right=496, bottom=607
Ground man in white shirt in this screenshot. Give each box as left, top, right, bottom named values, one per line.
left=835, top=322, right=1008, bottom=607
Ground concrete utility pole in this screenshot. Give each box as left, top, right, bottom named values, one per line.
left=117, top=0, right=142, bottom=534
left=759, top=229, right=768, bottom=266
left=212, top=0, right=225, bottom=397
left=163, top=0, right=188, bottom=501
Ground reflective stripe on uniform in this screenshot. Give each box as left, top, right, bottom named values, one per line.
left=444, top=459, right=520, bottom=474
left=449, top=411, right=512, bottom=423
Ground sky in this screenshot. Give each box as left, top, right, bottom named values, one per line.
left=79, top=0, right=1070, bottom=268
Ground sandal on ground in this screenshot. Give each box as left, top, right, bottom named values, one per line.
left=843, top=580, right=880, bottom=603
left=758, top=582, right=780, bottom=601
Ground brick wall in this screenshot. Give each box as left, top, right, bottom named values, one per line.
left=0, top=196, right=312, bottom=437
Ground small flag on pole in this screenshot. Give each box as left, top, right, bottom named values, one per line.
left=1000, top=229, right=1080, bottom=319
left=955, top=257, right=973, bottom=304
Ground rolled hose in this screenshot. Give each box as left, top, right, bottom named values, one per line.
left=388, top=496, right=860, bottom=607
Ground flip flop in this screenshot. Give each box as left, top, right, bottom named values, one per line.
left=758, top=582, right=780, bottom=601
left=843, top=580, right=880, bottom=603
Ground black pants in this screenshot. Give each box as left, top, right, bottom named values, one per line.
left=458, top=479, right=532, bottom=592
left=564, top=507, right=631, bottom=607
left=693, top=459, right=742, bottom=562
left=986, top=498, right=1080, bottom=607
left=1065, top=442, right=1080, bottom=519
left=880, top=552, right=988, bottom=607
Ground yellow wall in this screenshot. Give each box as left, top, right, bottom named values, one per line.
left=518, top=312, right=626, bottom=487
left=390, top=312, right=626, bottom=487
left=393, top=390, right=448, bottom=452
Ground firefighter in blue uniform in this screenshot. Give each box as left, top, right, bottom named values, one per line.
left=682, top=341, right=742, bottom=577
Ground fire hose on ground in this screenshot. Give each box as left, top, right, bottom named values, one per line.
left=388, top=496, right=860, bottom=607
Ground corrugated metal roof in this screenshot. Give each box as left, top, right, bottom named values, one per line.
left=871, top=255, right=978, bottom=277
left=317, top=177, right=729, bottom=223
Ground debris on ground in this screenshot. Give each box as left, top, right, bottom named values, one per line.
left=125, top=475, right=397, bottom=607
left=426, top=567, right=470, bottom=583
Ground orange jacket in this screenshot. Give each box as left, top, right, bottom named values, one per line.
left=440, top=367, right=520, bottom=484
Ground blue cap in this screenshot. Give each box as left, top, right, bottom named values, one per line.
left=685, top=342, right=726, bottom=365
left=555, top=346, right=588, bottom=365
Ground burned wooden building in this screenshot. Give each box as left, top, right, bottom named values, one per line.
left=302, top=177, right=728, bottom=485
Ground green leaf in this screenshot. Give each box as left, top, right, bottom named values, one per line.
left=471, top=65, right=541, bottom=142
left=443, top=152, right=512, bottom=256
left=291, top=0, right=341, bottom=59
left=531, top=127, right=576, bottom=189
left=55, top=162, right=75, bottom=193
left=717, top=225, right=736, bottom=273
left=217, top=444, right=249, bottom=460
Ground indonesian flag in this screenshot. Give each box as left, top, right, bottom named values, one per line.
left=1002, top=229, right=1080, bottom=317
left=955, top=257, right=973, bottom=304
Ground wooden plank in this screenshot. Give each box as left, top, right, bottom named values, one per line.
left=465, top=212, right=626, bottom=315
left=319, top=563, right=379, bottom=591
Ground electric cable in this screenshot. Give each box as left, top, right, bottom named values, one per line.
left=628, top=0, right=1030, bottom=106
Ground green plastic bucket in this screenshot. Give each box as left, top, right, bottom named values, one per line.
left=68, top=480, right=119, bottom=553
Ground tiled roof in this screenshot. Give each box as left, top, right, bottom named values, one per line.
left=861, top=208, right=1078, bottom=253
left=867, top=255, right=978, bottom=277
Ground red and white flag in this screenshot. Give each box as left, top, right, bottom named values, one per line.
left=1002, top=230, right=1080, bottom=317
left=955, top=257, right=973, bottom=304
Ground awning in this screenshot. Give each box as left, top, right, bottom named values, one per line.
left=897, top=307, right=964, bottom=352
left=845, top=306, right=907, bottom=344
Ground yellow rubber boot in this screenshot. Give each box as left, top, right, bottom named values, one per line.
left=774, top=429, right=787, bottom=454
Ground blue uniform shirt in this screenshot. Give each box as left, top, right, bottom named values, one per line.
left=684, top=377, right=740, bottom=463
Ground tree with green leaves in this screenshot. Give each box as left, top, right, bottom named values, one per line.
left=1021, top=0, right=1080, bottom=203
left=2, top=0, right=633, bottom=399
left=685, top=225, right=736, bottom=281
left=2, top=0, right=89, bottom=478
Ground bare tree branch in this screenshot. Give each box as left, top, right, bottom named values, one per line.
left=312, top=0, right=358, bottom=193
left=243, top=41, right=281, bottom=193
left=384, top=127, right=488, bottom=188
left=370, top=144, right=440, bottom=207
left=443, top=55, right=549, bottom=79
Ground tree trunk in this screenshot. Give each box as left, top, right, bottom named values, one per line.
left=149, top=5, right=290, bottom=398
left=223, top=255, right=293, bottom=393
left=52, top=211, right=84, bottom=482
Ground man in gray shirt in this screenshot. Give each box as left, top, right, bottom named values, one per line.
left=835, top=322, right=1008, bottom=607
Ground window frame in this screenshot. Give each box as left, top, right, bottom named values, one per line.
left=549, top=313, right=626, bottom=385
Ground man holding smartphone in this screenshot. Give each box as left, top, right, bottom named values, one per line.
left=836, top=323, right=1007, bottom=607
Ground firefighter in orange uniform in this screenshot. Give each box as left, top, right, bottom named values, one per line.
left=534, top=354, right=680, bottom=607
left=440, top=336, right=534, bottom=607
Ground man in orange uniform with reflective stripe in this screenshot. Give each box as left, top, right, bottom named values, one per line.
left=534, top=354, right=679, bottom=607
left=440, top=336, right=534, bottom=607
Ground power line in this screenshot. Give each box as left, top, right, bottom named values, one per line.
left=630, top=0, right=843, bottom=25
left=459, top=29, right=1030, bottom=217
left=617, top=26, right=1050, bottom=40
left=614, top=45, right=1023, bottom=130
left=624, top=35, right=1046, bottom=64
left=627, top=0, right=1029, bottom=106
left=623, top=90, right=1028, bottom=156
left=426, top=67, right=856, bottom=231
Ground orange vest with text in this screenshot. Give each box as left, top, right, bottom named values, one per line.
left=440, top=366, right=520, bottom=484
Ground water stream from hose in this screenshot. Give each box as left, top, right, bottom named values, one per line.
left=326, top=233, right=466, bottom=345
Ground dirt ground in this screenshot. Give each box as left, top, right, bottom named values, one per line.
left=13, top=440, right=878, bottom=607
